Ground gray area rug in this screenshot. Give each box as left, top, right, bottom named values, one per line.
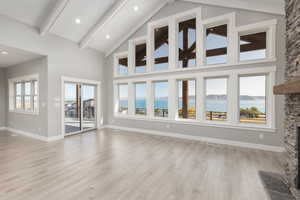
left=259, top=171, right=295, bottom=200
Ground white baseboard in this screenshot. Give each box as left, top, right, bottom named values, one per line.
left=5, top=127, right=63, bottom=142
left=105, top=125, right=285, bottom=153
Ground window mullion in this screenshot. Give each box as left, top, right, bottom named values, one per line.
left=168, top=79, right=176, bottom=120
left=169, top=17, right=176, bottom=70
left=147, top=80, right=154, bottom=118
left=22, top=82, right=25, bottom=110
left=229, top=73, right=239, bottom=124
left=128, top=82, right=135, bottom=115
left=196, top=75, right=205, bottom=121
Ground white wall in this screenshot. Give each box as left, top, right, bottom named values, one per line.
left=0, top=16, right=105, bottom=137
left=4, top=57, right=48, bottom=136
left=0, top=68, right=5, bottom=128
left=104, top=1, right=286, bottom=147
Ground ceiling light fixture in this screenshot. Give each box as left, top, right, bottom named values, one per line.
left=106, top=34, right=111, bottom=39
left=1, top=51, right=8, bottom=55
left=75, top=18, right=81, bottom=24
left=133, top=5, right=139, bottom=12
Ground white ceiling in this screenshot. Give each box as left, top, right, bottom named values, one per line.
left=50, top=0, right=117, bottom=42
left=0, top=0, right=56, bottom=27
left=0, top=0, right=285, bottom=55
left=0, top=45, right=43, bottom=68
left=89, top=0, right=163, bottom=52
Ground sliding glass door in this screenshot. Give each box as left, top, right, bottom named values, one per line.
left=82, top=85, right=96, bottom=131
left=64, top=82, right=97, bottom=136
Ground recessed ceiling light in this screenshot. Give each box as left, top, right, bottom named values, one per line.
left=1, top=51, right=8, bottom=55
left=106, top=34, right=111, bottom=39
left=75, top=18, right=81, bottom=24
left=133, top=5, right=139, bottom=12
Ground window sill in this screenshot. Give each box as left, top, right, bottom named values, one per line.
left=113, top=114, right=276, bottom=133
left=9, top=110, right=39, bottom=116
left=114, top=58, right=277, bottom=79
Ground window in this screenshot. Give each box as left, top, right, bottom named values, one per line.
left=118, top=84, right=128, bottom=114
left=11, top=78, right=38, bottom=113
left=154, top=26, right=169, bottom=71
left=239, top=75, right=266, bottom=124
left=240, top=32, right=267, bottom=61
left=206, top=24, right=228, bottom=65
left=135, top=82, right=147, bottom=115
left=135, top=43, right=147, bottom=73
left=205, top=77, right=227, bottom=121
left=118, top=56, right=128, bottom=76
left=178, top=18, right=196, bottom=68
left=154, top=81, right=168, bottom=118
left=178, top=79, right=196, bottom=119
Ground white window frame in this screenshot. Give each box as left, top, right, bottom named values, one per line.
left=114, top=51, right=129, bottom=77
left=113, top=8, right=277, bottom=78
left=129, top=36, right=148, bottom=74
left=174, top=8, right=202, bottom=69
left=113, top=66, right=276, bottom=132
left=237, top=73, right=273, bottom=128
left=8, top=74, right=39, bottom=115
left=200, top=12, right=236, bottom=66
left=115, top=83, right=129, bottom=115
left=204, top=76, right=229, bottom=123
left=235, top=19, right=277, bottom=64
left=147, top=17, right=171, bottom=72
left=133, top=81, right=148, bottom=117
left=175, top=78, right=197, bottom=122
left=152, top=80, right=169, bottom=119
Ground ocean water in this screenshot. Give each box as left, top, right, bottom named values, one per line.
left=120, top=99, right=266, bottom=113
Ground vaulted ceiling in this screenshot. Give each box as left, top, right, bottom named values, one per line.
left=0, top=0, right=284, bottom=56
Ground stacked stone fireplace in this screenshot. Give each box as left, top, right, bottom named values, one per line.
left=284, top=0, right=300, bottom=196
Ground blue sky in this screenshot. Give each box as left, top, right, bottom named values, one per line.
left=65, top=83, right=95, bottom=101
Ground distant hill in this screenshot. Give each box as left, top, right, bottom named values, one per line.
left=129, top=95, right=265, bottom=101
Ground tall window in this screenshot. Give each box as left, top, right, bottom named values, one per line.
left=178, top=18, right=196, bottom=68
left=154, top=81, right=168, bottom=118
left=135, top=82, right=147, bottom=115
left=13, top=80, right=38, bottom=113
left=178, top=80, right=196, bottom=119
left=240, top=32, right=267, bottom=61
left=239, top=75, right=266, bottom=124
left=205, top=77, right=227, bottom=121
left=206, top=24, right=228, bottom=65
left=135, top=43, right=147, bottom=73
left=118, top=84, right=128, bottom=114
left=15, top=83, right=22, bottom=110
left=154, top=26, right=169, bottom=71
left=118, top=57, right=128, bottom=76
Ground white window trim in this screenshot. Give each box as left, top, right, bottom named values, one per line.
left=8, top=74, right=39, bottom=115
left=129, top=36, right=148, bottom=74
left=175, top=78, right=197, bottom=121
left=133, top=81, right=148, bottom=116
left=114, top=51, right=129, bottom=77
left=115, top=83, right=129, bottom=115
left=147, top=17, right=171, bottom=72
left=113, top=8, right=278, bottom=78
left=174, top=8, right=202, bottom=69
left=152, top=80, right=169, bottom=119
left=235, top=19, right=277, bottom=63
left=113, top=66, right=276, bottom=132
left=200, top=12, right=236, bottom=66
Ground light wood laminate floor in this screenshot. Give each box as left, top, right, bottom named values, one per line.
left=0, top=128, right=283, bottom=200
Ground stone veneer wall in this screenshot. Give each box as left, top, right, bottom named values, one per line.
left=285, top=0, right=300, bottom=194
